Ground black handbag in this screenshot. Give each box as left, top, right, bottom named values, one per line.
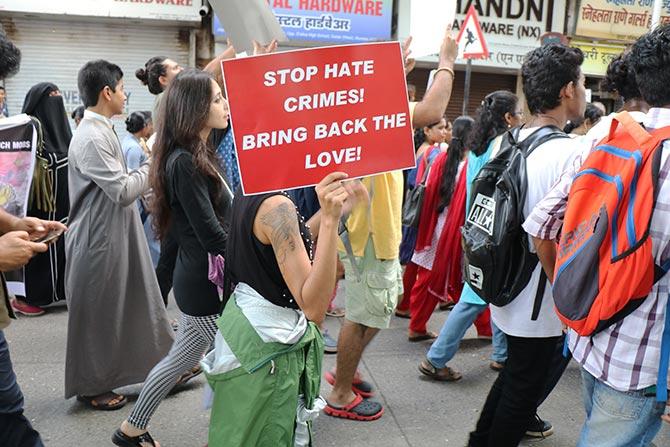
left=402, top=151, right=436, bottom=228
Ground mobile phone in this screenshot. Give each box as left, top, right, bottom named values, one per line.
left=35, top=229, right=63, bottom=244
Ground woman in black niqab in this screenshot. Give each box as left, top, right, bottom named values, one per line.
left=11, top=82, right=71, bottom=313
left=22, top=82, right=72, bottom=155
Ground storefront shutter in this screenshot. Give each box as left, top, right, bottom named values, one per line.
left=1, top=16, right=190, bottom=139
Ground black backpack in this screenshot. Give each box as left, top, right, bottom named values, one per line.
left=461, top=125, right=569, bottom=309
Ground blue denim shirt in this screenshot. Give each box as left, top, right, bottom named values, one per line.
left=215, top=130, right=241, bottom=193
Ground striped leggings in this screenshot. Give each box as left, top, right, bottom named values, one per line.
left=127, top=312, right=218, bottom=430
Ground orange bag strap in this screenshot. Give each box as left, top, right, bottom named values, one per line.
left=608, top=111, right=651, bottom=146
left=649, top=126, right=670, bottom=148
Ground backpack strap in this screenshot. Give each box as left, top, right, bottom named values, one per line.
left=520, top=125, right=569, bottom=157
left=656, top=292, right=670, bottom=402
left=339, top=177, right=376, bottom=281
left=608, top=111, right=651, bottom=146
left=531, top=268, right=547, bottom=321
left=418, top=146, right=438, bottom=185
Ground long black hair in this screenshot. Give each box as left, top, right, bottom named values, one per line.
left=467, top=91, right=518, bottom=156
left=437, top=116, right=474, bottom=213
left=150, top=69, right=223, bottom=240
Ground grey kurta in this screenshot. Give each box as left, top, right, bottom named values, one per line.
left=64, top=111, right=173, bottom=398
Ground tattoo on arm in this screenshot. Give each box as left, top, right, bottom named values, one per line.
left=260, top=202, right=299, bottom=267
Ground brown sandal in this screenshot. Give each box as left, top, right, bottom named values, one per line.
left=418, top=359, right=462, bottom=382
left=408, top=331, right=438, bottom=342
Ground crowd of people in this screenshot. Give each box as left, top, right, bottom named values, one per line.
left=0, top=17, right=669, bottom=447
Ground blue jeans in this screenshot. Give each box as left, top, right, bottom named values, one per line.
left=427, top=301, right=507, bottom=368
left=578, top=369, right=665, bottom=447
left=0, top=330, right=44, bottom=446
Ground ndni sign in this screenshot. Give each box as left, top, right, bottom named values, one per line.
left=401, top=0, right=566, bottom=70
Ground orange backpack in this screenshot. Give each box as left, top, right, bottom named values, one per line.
left=553, top=112, right=670, bottom=336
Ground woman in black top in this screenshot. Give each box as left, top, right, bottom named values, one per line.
left=205, top=171, right=366, bottom=445
left=114, top=69, right=231, bottom=447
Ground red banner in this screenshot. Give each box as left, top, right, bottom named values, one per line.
left=222, top=42, right=414, bottom=195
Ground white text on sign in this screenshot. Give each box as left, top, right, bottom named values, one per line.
left=263, top=60, right=375, bottom=86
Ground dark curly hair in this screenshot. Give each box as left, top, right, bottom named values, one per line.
left=437, top=116, right=474, bottom=213
left=630, top=24, right=670, bottom=107
left=522, top=44, right=584, bottom=114
left=136, top=56, right=168, bottom=95
left=467, top=91, right=518, bottom=157
left=150, top=69, right=224, bottom=240
left=601, top=51, right=641, bottom=102
left=0, top=32, right=21, bottom=79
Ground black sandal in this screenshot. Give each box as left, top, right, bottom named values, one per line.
left=112, top=428, right=157, bottom=446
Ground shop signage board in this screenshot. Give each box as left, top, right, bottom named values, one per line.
left=213, top=0, right=393, bottom=44
left=573, top=40, right=627, bottom=76
left=575, top=0, right=670, bottom=41
left=0, top=0, right=201, bottom=22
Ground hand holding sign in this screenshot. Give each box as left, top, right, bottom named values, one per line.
left=222, top=42, right=415, bottom=195
left=315, top=172, right=350, bottom=221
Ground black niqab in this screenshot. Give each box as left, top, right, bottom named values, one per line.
left=21, top=82, right=72, bottom=156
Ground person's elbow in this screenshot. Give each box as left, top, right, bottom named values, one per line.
left=412, top=102, right=444, bottom=129
left=304, top=308, right=325, bottom=326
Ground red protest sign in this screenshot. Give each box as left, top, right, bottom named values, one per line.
left=222, top=42, right=415, bottom=195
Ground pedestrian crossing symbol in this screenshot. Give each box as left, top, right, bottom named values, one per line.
left=456, top=5, right=489, bottom=60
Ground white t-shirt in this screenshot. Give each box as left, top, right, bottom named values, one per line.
left=491, top=127, right=583, bottom=338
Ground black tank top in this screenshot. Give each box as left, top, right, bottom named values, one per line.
left=225, top=190, right=313, bottom=309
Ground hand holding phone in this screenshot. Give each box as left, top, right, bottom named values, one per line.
left=35, top=229, right=63, bottom=244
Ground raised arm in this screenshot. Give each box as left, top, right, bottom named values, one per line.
left=255, top=173, right=349, bottom=324
left=411, top=28, right=458, bottom=129
left=205, top=39, right=278, bottom=87
left=204, top=42, right=237, bottom=87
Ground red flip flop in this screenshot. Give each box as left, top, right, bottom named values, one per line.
left=324, top=370, right=375, bottom=398
left=324, top=394, right=384, bottom=421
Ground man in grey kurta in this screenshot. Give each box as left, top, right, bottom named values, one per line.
left=64, top=109, right=173, bottom=400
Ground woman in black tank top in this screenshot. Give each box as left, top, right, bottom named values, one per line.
left=206, top=173, right=366, bottom=446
